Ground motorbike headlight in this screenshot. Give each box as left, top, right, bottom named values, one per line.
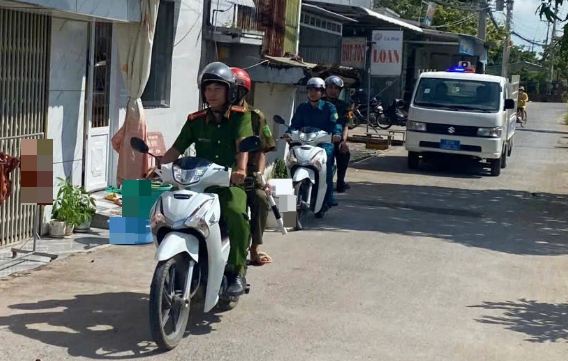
left=173, top=166, right=206, bottom=185
left=407, top=120, right=427, bottom=132
left=286, top=149, right=298, bottom=166
left=477, top=127, right=502, bottom=138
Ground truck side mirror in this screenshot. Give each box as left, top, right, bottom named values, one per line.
left=504, top=99, right=515, bottom=110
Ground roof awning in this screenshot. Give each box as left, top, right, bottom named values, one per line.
left=303, top=2, right=423, bottom=33
left=302, top=4, right=358, bottom=23
left=360, top=7, right=422, bottom=33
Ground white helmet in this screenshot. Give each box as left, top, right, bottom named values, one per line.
left=306, top=77, right=325, bottom=91
left=325, top=75, right=344, bottom=89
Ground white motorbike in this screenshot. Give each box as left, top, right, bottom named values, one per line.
left=130, top=136, right=285, bottom=351
left=273, top=115, right=331, bottom=230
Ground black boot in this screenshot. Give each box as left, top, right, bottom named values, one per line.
left=226, top=272, right=246, bottom=297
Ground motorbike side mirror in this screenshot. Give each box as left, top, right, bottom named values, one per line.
left=130, top=137, right=149, bottom=154
left=504, top=99, right=515, bottom=110
left=273, top=115, right=286, bottom=125
left=239, top=136, right=262, bottom=153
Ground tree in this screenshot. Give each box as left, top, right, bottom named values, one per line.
left=375, top=0, right=508, bottom=66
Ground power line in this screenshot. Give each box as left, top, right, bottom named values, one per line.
left=511, top=31, right=547, bottom=47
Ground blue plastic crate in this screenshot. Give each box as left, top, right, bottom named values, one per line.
left=109, top=232, right=153, bottom=245
left=108, top=217, right=153, bottom=245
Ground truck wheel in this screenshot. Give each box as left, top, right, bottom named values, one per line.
left=507, top=139, right=513, bottom=156
left=408, top=152, right=419, bottom=169
left=500, top=145, right=508, bottom=169
left=490, top=158, right=501, bottom=176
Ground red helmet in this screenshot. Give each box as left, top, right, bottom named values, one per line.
left=230, top=67, right=252, bottom=93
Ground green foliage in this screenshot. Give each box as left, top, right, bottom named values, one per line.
left=52, top=178, right=96, bottom=226
left=271, top=159, right=289, bottom=179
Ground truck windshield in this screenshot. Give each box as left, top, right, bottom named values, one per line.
left=414, top=78, right=501, bottom=112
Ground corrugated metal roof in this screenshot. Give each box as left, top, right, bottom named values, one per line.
left=303, top=2, right=423, bottom=33
left=302, top=4, right=358, bottom=23
left=360, top=7, right=422, bottom=33
left=264, top=55, right=318, bottom=69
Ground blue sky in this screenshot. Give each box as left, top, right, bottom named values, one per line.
left=493, top=0, right=568, bottom=53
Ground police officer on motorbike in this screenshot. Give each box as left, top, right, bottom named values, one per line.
left=158, top=62, right=253, bottom=296
left=285, top=77, right=342, bottom=214
left=230, top=66, right=276, bottom=266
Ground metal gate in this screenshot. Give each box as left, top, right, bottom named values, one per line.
left=0, top=9, right=50, bottom=247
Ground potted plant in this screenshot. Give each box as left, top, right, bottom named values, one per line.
left=271, top=158, right=289, bottom=179
left=50, top=178, right=83, bottom=237
left=74, top=187, right=96, bottom=232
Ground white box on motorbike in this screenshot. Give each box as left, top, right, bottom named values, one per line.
left=268, top=179, right=293, bottom=196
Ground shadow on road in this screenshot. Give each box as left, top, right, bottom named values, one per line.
left=0, top=292, right=222, bottom=359
left=469, top=299, right=568, bottom=343
left=313, top=180, right=568, bottom=256
left=517, top=128, right=568, bottom=135
left=352, top=153, right=487, bottom=179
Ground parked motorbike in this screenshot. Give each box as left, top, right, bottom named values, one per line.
left=273, top=115, right=330, bottom=230
left=349, top=89, right=408, bottom=130
left=349, top=91, right=383, bottom=130
left=382, top=99, right=408, bottom=129
left=129, top=135, right=285, bottom=351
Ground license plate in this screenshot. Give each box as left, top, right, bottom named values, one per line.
left=440, top=139, right=460, bottom=150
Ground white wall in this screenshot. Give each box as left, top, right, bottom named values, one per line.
left=253, top=83, right=297, bottom=167
left=144, top=0, right=203, bottom=149
left=43, top=18, right=89, bottom=228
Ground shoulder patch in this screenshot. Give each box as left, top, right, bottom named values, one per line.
left=187, top=110, right=207, bottom=122
left=230, top=105, right=246, bottom=113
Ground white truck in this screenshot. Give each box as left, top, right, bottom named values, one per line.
left=405, top=70, right=517, bottom=176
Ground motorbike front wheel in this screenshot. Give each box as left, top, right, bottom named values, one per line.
left=149, top=255, right=193, bottom=350
left=294, top=181, right=311, bottom=230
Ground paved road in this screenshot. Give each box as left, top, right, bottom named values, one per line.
left=1, top=103, right=568, bottom=361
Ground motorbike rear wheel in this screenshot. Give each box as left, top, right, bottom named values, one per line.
left=149, top=255, right=193, bottom=350
left=376, top=114, right=393, bottom=130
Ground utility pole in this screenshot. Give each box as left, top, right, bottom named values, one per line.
left=501, top=0, right=513, bottom=78
left=477, top=0, right=487, bottom=41
left=549, top=3, right=558, bottom=82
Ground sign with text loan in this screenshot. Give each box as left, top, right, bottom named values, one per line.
left=371, top=30, right=403, bottom=77
left=341, top=37, right=367, bottom=68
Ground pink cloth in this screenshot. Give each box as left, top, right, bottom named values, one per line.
left=111, top=99, right=151, bottom=187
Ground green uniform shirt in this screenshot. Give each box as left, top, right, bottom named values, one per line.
left=243, top=100, right=276, bottom=153
left=172, top=108, right=253, bottom=168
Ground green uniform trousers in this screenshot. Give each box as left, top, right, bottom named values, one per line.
left=247, top=188, right=269, bottom=246
left=207, top=186, right=250, bottom=274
